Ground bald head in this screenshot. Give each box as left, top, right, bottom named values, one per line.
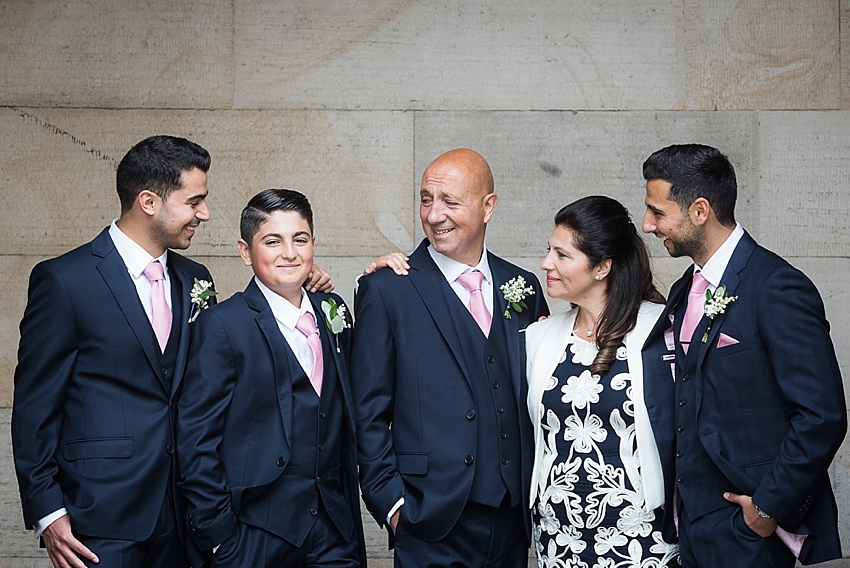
left=423, top=148, right=494, bottom=198
left=419, top=148, right=498, bottom=266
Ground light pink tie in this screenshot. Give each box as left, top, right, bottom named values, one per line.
left=296, top=312, right=324, bottom=396
left=143, top=261, right=171, bottom=352
left=679, top=271, right=710, bottom=355
left=457, top=270, right=491, bottom=336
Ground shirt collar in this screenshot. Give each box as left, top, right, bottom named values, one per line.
left=254, top=277, right=315, bottom=332
left=109, top=220, right=168, bottom=278
left=427, top=243, right=493, bottom=285
left=696, top=223, right=744, bottom=288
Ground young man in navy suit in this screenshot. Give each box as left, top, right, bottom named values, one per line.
left=12, top=136, right=215, bottom=567
left=176, top=189, right=366, bottom=567
left=640, top=144, right=846, bottom=567
left=351, top=149, right=549, bottom=567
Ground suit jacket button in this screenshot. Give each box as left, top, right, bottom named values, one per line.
left=679, top=399, right=686, bottom=407
left=677, top=426, right=684, bottom=433
left=166, top=445, right=174, bottom=454
left=487, top=356, right=495, bottom=363
left=277, top=457, right=286, bottom=467
left=497, top=406, right=504, bottom=413
left=318, top=444, right=324, bottom=451
left=501, top=458, right=510, bottom=465
left=500, top=432, right=507, bottom=439
left=310, top=508, right=318, bottom=516
left=677, top=476, right=684, bottom=483
left=464, top=455, right=474, bottom=465
left=492, top=382, right=499, bottom=389
left=681, top=374, right=688, bottom=382
left=676, top=451, right=683, bottom=458
left=162, top=368, right=169, bottom=376
left=466, top=410, right=475, bottom=420
left=319, top=412, right=326, bottom=419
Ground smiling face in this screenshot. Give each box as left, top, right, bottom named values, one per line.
left=238, top=210, right=314, bottom=307
left=539, top=225, right=605, bottom=305
left=149, top=167, right=210, bottom=251
left=419, top=150, right=497, bottom=266
left=642, top=178, right=705, bottom=260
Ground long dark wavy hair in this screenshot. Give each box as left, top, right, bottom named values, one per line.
left=554, top=195, right=665, bottom=375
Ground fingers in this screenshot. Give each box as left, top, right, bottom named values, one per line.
left=364, top=254, right=410, bottom=276
left=43, top=515, right=99, bottom=567
left=306, top=265, right=335, bottom=293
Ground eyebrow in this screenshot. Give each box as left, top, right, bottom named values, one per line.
left=262, top=231, right=312, bottom=239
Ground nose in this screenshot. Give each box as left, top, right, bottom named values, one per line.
left=197, top=200, right=211, bottom=222
left=641, top=209, right=654, bottom=234
left=540, top=251, right=554, bottom=271
left=425, top=201, right=446, bottom=225
left=279, top=240, right=296, bottom=259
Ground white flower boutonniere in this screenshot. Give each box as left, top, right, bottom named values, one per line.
left=499, top=276, right=535, bottom=319
left=321, top=297, right=351, bottom=352
left=701, top=284, right=737, bottom=342
left=188, top=278, right=218, bottom=323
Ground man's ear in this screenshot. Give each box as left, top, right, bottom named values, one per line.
left=138, top=190, right=159, bottom=217
left=237, top=238, right=253, bottom=267
left=689, top=197, right=712, bottom=226
left=482, top=192, right=499, bottom=224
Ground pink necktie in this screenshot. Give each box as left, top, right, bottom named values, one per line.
left=457, top=270, right=491, bottom=336
left=296, top=312, right=324, bottom=396
left=143, top=261, right=171, bottom=352
left=679, top=271, right=710, bottom=354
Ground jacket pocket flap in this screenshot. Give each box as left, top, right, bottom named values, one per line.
left=64, top=438, right=134, bottom=461
left=396, top=453, right=429, bottom=475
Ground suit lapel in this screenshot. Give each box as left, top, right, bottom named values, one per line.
left=167, top=253, right=193, bottom=396
left=92, top=229, right=166, bottom=390
left=694, top=234, right=753, bottom=368
left=407, top=242, right=474, bottom=387
left=489, top=255, right=523, bottom=399
left=244, top=280, right=294, bottom=451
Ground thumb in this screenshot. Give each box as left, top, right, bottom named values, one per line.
left=723, top=491, right=743, bottom=505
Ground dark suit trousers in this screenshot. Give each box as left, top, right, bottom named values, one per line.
left=393, top=501, right=527, bottom=568
left=209, top=507, right=359, bottom=568
left=677, top=501, right=795, bottom=568
left=78, top=485, right=187, bottom=568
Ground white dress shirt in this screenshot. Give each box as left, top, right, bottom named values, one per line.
left=254, top=277, right=320, bottom=378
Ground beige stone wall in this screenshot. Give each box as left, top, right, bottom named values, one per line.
left=1, top=0, right=848, bottom=564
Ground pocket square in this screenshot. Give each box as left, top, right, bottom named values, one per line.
left=717, top=333, right=739, bottom=348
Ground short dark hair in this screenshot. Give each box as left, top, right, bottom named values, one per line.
left=240, top=189, right=314, bottom=245
left=116, top=135, right=210, bottom=212
left=554, top=195, right=664, bottom=375
left=642, top=144, right=737, bottom=227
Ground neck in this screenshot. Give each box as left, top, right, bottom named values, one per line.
left=574, top=302, right=605, bottom=339
left=116, top=215, right=166, bottom=258
left=693, top=222, right=735, bottom=267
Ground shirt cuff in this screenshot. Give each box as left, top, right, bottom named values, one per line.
left=387, top=497, right=404, bottom=525
left=35, top=508, right=68, bottom=539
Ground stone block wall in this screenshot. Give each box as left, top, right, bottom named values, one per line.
left=1, top=0, right=848, bottom=564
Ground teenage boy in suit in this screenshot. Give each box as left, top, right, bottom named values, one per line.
left=176, top=189, right=365, bottom=567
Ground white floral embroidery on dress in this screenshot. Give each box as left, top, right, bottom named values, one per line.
left=533, top=339, right=680, bottom=567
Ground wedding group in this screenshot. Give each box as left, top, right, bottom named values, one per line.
left=11, top=135, right=845, bottom=568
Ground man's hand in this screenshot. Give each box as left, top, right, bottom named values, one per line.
left=305, top=264, right=334, bottom=293
left=364, top=253, right=410, bottom=276
left=42, top=514, right=99, bottom=567
left=724, top=492, right=777, bottom=538
left=389, top=509, right=400, bottom=535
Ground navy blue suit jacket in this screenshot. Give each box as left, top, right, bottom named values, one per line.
left=350, top=239, right=549, bottom=542
left=642, top=232, right=845, bottom=564
left=12, top=227, right=213, bottom=541
left=176, top=279, right=365, bottom=564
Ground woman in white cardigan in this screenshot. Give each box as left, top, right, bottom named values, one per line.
left=525, top=196, right=679, bottom=567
